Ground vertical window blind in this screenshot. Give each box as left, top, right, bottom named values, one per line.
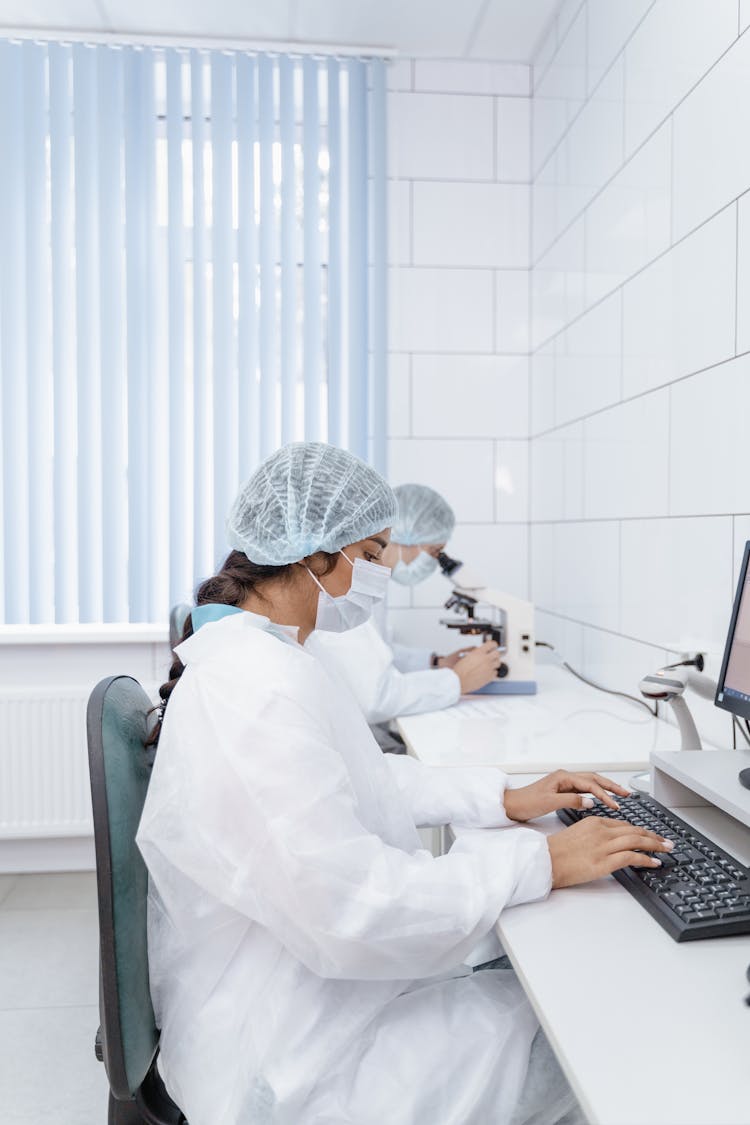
left=0, top=40, right=388, bottom=625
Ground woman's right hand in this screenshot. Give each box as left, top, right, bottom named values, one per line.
left=548, top=817, right=674, bottom=889
left=437, top=647, right=475, bottom=670
left=453, top=640, right=502, bottom=694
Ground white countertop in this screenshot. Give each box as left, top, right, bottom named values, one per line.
left=414, top=673, right=746, bottom=1125
left=477, top=800, right=750, bottom=1125
left=396, top=662, right=685, bottom=773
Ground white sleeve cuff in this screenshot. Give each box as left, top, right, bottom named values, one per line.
left=384, top=759, right=518, bottom=830
left=451, top=826, right=552, bottom=910
left=442, top=766, right=514, bottom=828
left=430, top=668, right=461, bottom=706
left=505, top=830, right=553, bottom=907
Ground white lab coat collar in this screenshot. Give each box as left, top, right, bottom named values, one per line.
left=176, top=607, right=300, bottom=666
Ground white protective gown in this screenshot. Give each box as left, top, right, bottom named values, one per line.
left=306, top=618, right=459, bottom=724
left=137, top=611, right=552, bottom=1125
left=372, top=596, right=435, bottom=673
left=307, top=596, right=459, bottom=723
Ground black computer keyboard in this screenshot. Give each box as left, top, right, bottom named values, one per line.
left=556, top=793, right=750, bottom=942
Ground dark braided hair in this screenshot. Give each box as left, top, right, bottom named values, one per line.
left=146, top=548, right=337, bottom=748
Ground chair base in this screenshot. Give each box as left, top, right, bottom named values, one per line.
left=109, top=1093, right=146, bottom=1125
left=107, top=1058, right=186, bottom=1125
left=136, top=1059, right=186, bottom=1124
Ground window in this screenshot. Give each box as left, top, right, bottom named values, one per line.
left=0, top=40, right=387, bottom=624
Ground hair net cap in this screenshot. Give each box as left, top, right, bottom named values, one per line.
left=227, top=442, right=397, bottom=565
left=392, top=483, right=455, bottom=546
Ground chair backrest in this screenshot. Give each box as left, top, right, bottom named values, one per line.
left=87, top=674, right=159, bottom=1101
left=169, top=604, right=191, bottom=652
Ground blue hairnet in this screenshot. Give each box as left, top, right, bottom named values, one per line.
left=392, top=483, right=455, bottom=546
left=227, top=442, right=397, bottom=565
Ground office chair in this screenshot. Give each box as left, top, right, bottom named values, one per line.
left=168, top=604, right=191, bottom=652
left=87, top=674, right=187, bottom=1125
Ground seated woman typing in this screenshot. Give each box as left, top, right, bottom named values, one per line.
left=137, top=441, right=672, bottom=1125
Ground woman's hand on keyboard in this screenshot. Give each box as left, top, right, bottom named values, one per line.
left=548, top=818, right=674, bottom=888
left=504, top=770, right=630, bottom=822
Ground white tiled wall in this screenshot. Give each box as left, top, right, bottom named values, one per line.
left=625, top=0, right=738, bottom=161
left=387, top=58, right=531, bottom=653
left=529, top=0, right=750, bottom=748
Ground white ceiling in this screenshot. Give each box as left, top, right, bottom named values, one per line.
left=0, top=0, right=563, bottom=60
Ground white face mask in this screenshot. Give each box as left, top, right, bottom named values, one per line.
left=391, top=548, right=440, bottom=587
left=307, top=550, right=391, bottom=633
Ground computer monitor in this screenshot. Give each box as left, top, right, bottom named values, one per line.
left=715, top=540, right=750, bottom=722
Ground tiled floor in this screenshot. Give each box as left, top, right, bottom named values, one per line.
left=0, top=872, right=109, bottom=1124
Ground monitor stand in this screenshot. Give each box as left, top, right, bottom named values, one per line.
left=650, top=748, right=750, bottom=865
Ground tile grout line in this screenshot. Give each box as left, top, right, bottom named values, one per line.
left=0, top=1001, right=100, bottom=1014
left=492, top=439, right=498, bottom=523
left=527, top=83, right=535, bottom=603
left=669, top=114, right=675, bottom=247
left=618, top=287, right=625, bottom=402
left=533, top=1, right=655, bottom=187
left=407, top=353, right=414, bottom=439
left=531, top=190, right=750, bottom=356
left=735, top=199, right=740, bottom=356
left=391, top=263, right=528, bottom=273
left=531, top=607, right=719, bottom=654
left=532, top=23, right=744, bottom=268
left=529, top=512, right=748, bottom=525
left=491, top=269, right=497, bottom=353
left=492, top=95, right=498, bottom=181
left=666, top=384, right=672, bottom=516
left=583, top=0, right=590, bottom=98
left=527, top=345, right=750, bottom=440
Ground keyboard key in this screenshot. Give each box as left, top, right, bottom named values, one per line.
left=661, top=893, right=684, bottom=910
left=718, top=905, right=750, bottom=918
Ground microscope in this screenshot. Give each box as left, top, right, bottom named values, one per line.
left=437, top=552, right=537, bottom=694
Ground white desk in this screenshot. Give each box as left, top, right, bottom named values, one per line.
left=466, top=785, right=750, bottom=1125
left=404, top=671, right=749, bottom=1123
left=396, top=663, right=685, bottom=773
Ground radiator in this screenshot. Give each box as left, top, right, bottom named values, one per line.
left=0, top=688, right=92, bottom=838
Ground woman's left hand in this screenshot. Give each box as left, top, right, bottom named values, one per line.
left=503, top=770, right=631, bottom=823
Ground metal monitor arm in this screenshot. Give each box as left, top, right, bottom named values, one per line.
left=639, top=659, right=716, bottom=751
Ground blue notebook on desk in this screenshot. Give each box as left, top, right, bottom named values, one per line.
left=473, top=680, right=537, bottom=695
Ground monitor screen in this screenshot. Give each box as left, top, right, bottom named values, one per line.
left=715, top=541, right=750, bottom=721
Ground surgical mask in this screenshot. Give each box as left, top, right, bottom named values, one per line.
left=391, top=548, right=440, bottom=587
left=307, top=550, right=391, bottom=633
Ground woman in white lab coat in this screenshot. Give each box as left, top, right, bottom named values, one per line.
left=308, top=482, right=497, bottom=724
left=137, top=442, right=671, bottom=1125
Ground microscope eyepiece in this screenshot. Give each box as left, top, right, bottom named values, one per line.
left=437, top=551, right=462, bottom=577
